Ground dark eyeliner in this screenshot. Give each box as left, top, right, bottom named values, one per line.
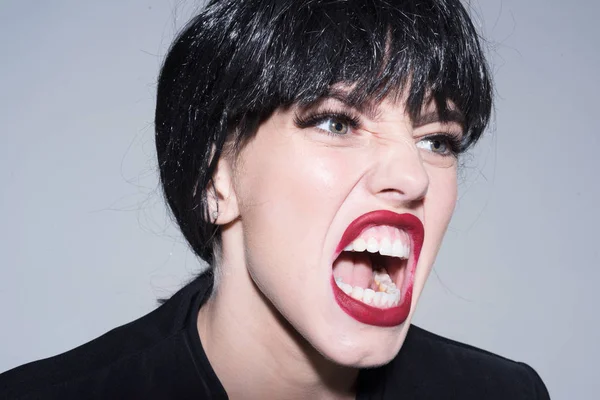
left=421, top=133, right=464, bottom=156
left=293, top=108, right=361, bottom=132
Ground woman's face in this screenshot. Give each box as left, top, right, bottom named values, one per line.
left=223, top=94, right=462, bottom=367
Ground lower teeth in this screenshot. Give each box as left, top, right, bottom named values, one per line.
left=334, top=273, right=400, bottom=307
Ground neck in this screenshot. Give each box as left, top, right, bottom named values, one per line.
left=197, top=225, right=358, bottom=400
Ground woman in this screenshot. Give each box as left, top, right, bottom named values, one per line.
left=0, top=0, right=550, bottom=399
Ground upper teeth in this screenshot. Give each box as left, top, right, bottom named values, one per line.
left=344, top=237, right=409, bottom=258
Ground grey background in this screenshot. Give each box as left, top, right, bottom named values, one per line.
left=0, top=1, right=597, bottom=398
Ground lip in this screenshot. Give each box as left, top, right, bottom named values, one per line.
left=331, top=210, right=425, bottom=327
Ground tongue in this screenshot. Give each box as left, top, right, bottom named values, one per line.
left=332, top=252, right=374, bottom=289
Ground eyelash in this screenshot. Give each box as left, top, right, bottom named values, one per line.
left=294, top=109, right=463, bottom=157
left=418, top=134, right=463, bottom=157
left=293, top=109, right=361, bottom=134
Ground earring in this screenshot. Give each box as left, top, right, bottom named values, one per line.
left=211, top=210, right=219, bottom=221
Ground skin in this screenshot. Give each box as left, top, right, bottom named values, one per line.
left=197, top=95, right=462, bottom=399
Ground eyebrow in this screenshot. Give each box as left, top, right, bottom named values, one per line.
left=322, top=88, right=465, bottom=128
left=413, top=109, right=465, bottom=128
left=322, top=88, right=381, bottom=120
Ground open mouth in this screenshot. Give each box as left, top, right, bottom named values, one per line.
left=330, top=211, right=424, bottom=327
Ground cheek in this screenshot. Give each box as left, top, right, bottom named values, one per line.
left=417, top=166, right=457, bottom=271
left=427, top=166, right=458, bottom=229
left=235, top=137, right=352, bottom=269
left=409, top=165, right=457, bottom=307
left=239, top=134, right=355, bottom=218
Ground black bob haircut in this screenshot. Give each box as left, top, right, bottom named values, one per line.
left=155, top=0, right=493, bottom=266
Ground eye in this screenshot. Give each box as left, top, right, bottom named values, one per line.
left=416, top=134, right=459, bottom=156
left=316, top=118, right=349, bottom=135
left=294, top=109, right=360, bottom=136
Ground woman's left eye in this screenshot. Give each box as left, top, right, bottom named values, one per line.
left=316, top=118, right=350, bottom=135
left=416, top=135, right=456, bottom=156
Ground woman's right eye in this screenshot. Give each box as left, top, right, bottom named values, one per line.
left=294, top=110, right=360, bottom=136
left=315, top=118, right=350, bottom=136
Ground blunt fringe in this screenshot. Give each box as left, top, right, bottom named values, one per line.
left=155, top=0, right=493, bottom=265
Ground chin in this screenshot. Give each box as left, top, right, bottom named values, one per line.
left=311, top=322, right=412, bottom=368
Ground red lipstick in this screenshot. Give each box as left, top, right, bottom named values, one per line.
left=331, top=210, right=424, bottom=327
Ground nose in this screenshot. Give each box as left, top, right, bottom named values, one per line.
left=365, top=139, right=429, bottom=207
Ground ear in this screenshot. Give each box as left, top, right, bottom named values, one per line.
left=207, top=154, right=240, bottom=225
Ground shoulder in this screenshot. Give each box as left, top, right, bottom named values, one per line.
left=385, top=325, right=550, bottom=400
left=0, top=276, right=212, bottom=400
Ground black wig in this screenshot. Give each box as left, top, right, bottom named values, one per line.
left=155, top=0, right=493, bottom=265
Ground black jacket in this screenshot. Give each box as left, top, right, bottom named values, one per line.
left=0, top=272, right=550, bottom=399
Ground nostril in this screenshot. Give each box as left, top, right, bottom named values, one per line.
left=381, top=176, right=428, bottom=199
left=378, top=188, right=422, bottom=201
left=380, top=188, right=403, bottom=196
